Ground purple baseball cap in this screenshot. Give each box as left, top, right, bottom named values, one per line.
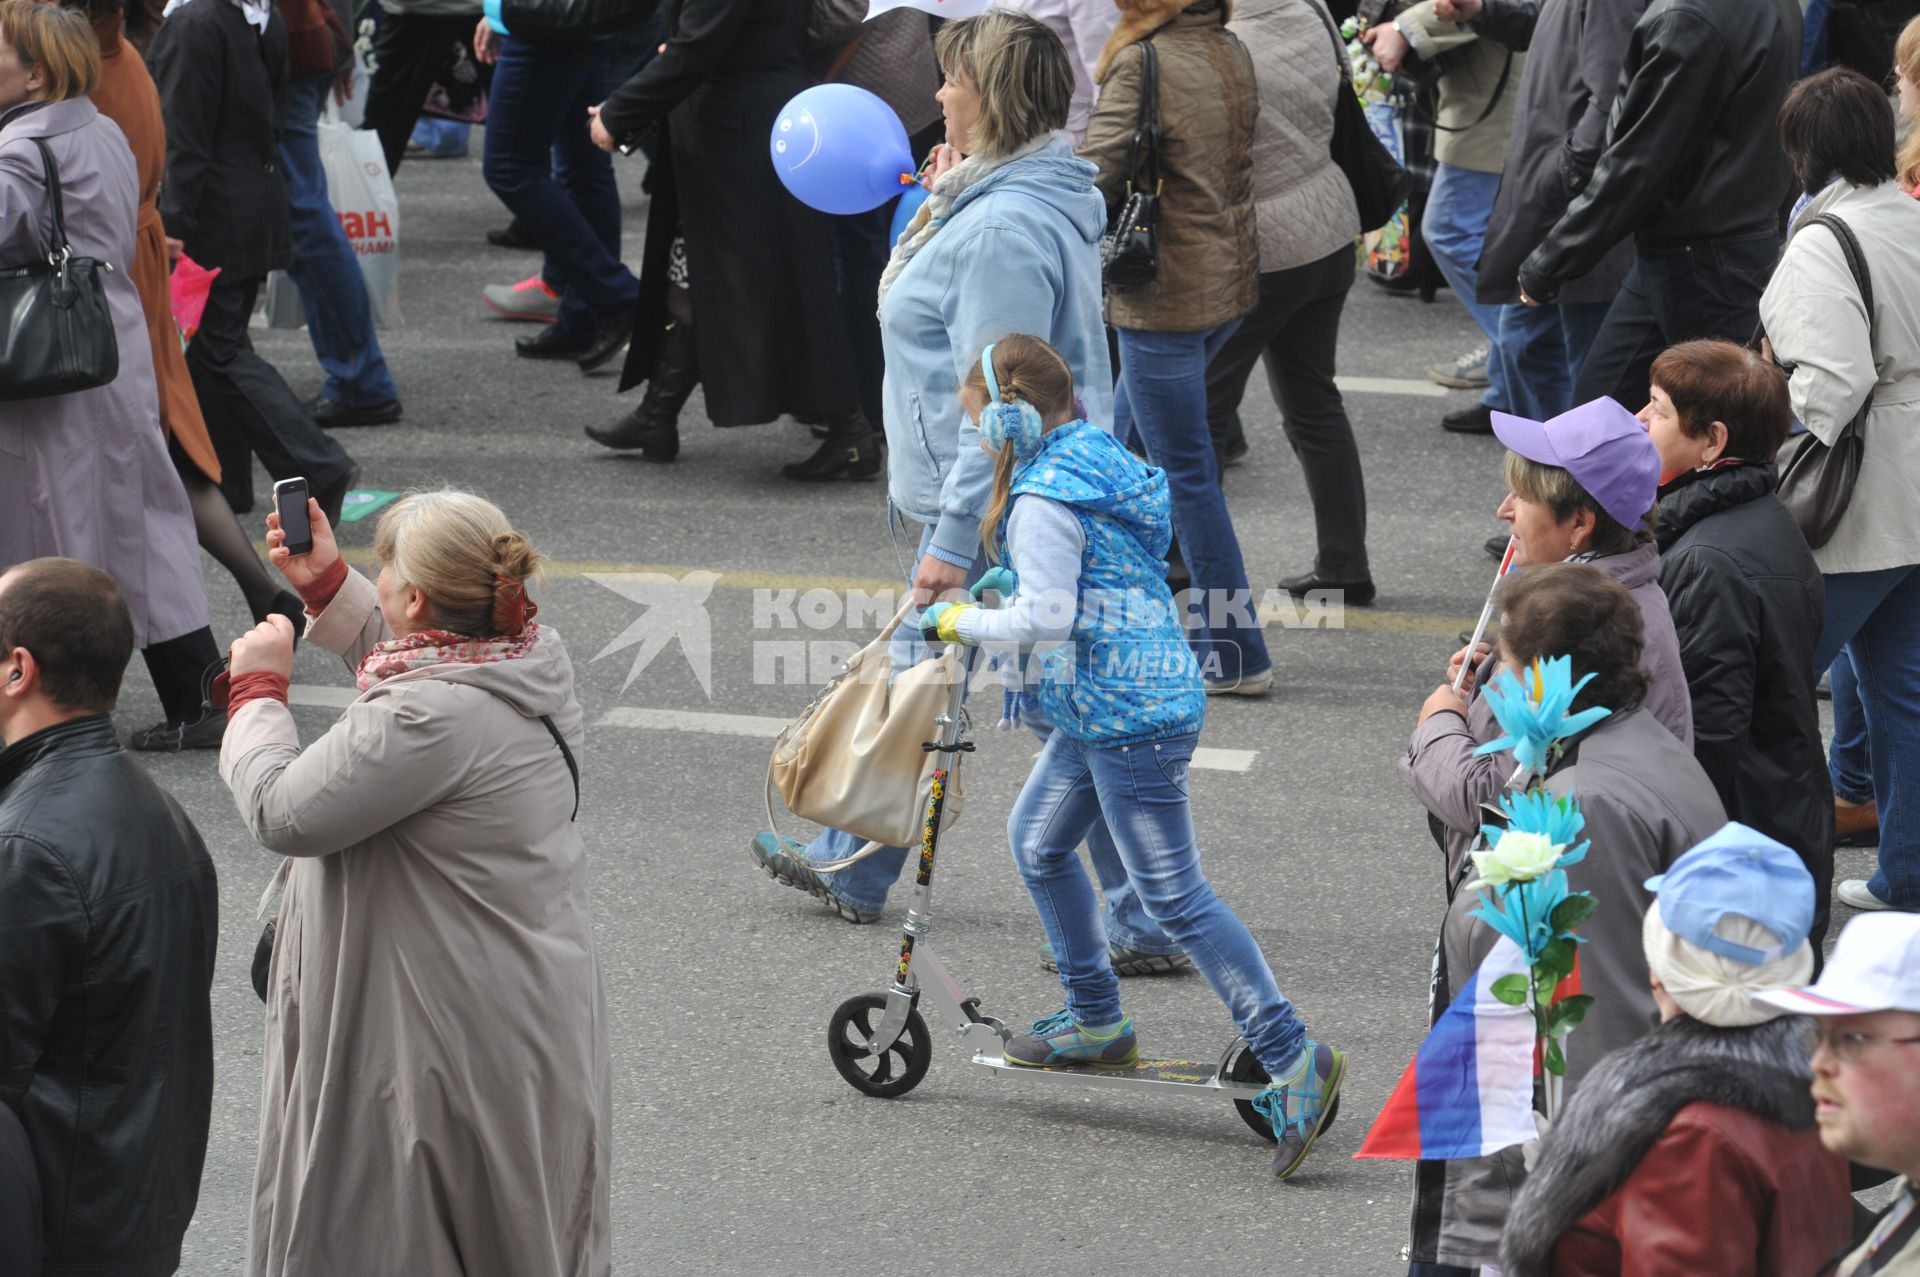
left=1492, top=397, right=1660, bottom=530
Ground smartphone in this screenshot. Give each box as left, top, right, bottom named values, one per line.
left=273, top=478, right=313, bottom=557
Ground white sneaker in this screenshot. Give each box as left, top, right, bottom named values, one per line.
left=1837, top=879, right=1898, bottom=911
left=481, top=274, right=560, bottom=322
left=1204, top=667, right=1274, bottom=697
left=1427, top=344, right=1491, bottom=389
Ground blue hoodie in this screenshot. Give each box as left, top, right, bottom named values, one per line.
left=879, top=137, right=1114, bottom=569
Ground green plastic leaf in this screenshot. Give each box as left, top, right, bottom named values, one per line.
left=1490, top=974, right=1530, bottom=1006
left=1535, top=938, right=1577, bottom=978
left=1548, top=994, right=1595, bottom=1037
left=1544, top=1038, right=1567, bottom=1076
left=1550, top=894, right=1598, bottom=933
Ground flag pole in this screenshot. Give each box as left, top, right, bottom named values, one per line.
left=1453, top=535, right=1517, bottom=694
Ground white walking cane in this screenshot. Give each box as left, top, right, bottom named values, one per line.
left=1453, top=535, right=1517, bottom=694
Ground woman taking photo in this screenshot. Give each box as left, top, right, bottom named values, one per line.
left=0, top=0, right=225, bottom=749
left=1640, top=340, right=1832, bottom=945
left=220, top=490, right=609, bottom=1275
left=1082, top=0, right=1267, bottom=693
left=1758, top=67, right=1920, bottom=913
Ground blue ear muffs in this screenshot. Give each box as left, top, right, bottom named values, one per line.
left=978, top=343, right=1045, bottom=459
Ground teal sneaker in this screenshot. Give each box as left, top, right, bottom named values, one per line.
left=1253, top=1039, right=1346, bottom=1180
left=1003, top=1009, right=1139, bottom=1069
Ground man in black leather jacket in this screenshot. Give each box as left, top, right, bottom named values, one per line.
left=1515, top=0, right=1801, bottom=414
left=0, top=559, right=218, bottom=1277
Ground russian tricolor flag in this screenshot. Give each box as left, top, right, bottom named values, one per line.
left=1355, top=937, right=1540, bottom=1161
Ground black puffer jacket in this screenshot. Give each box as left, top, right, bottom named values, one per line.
left=1654, top=463, right=1834, bottom=945
left=1517, top=0, right=1800, bottom=303
left=0, top=716, right=218, bottom=1277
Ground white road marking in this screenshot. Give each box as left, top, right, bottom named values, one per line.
left=287, top=684, right=357, bottom=708
left=1334, top=375, right=1450, bottom=398
left=597, top=706, right=1257, bottom=770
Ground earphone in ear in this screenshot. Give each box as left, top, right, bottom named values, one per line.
left=7, top=670, right=20, bottom=683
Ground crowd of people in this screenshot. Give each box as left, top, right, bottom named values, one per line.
left=4, top=0, right=1920, bottom=1270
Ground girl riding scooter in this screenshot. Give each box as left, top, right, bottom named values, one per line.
left=920, top=334, right=1347, bottom=1179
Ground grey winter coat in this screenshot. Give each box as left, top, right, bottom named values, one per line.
left=1399, top=540, right=1695, bottom=881
left=1467, top=0, right=1646, bottom=306
left=1227, top=0, right=1358, bottom=274
left=1402, top=705, right=1727, bottom=1269
left=0, top=97, right=209, bottom=650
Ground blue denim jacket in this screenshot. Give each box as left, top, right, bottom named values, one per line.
left=879, top=137, right=1113, bottom=568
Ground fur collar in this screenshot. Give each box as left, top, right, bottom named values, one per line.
left=1094, top=0, right=1230, bottom=84
left=1500, top=1015, right=1818, bottom=1277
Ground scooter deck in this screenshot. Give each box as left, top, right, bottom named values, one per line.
left=969, top=1052, right=1266, bottom=1098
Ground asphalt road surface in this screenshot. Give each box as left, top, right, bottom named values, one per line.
left=113, top=141, right=1875, bottom=1276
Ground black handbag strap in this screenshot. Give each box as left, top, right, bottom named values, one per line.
left=1124, top=40, right=1160, bottom=196
left=540, top=714, right=580, bottom=821
left=1310, top=0, right=1353, bottom=92
left=27, top=137, right=74, bottom=260
left=1801, top=212, right=1874, bottom=328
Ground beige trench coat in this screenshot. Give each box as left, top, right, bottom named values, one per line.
left=220, top=570, right=610, bottom=1277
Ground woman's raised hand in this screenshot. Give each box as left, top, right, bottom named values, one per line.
left=266, top=498, right=341, bottom=594
left=1446, top=641, right=1492, bottom=690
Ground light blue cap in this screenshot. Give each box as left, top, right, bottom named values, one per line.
left=1644, top=822, right=1815, bottom=966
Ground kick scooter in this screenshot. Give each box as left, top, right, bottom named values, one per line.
left=821, top=657, right=1337, bottom=1142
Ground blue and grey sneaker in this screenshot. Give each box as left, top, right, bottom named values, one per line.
left=1252, top=1039, right=1346, bottom=1180
left=748, top=831, right=881, bottom=925
left=1003, top=1009, right=1139, bottom=1069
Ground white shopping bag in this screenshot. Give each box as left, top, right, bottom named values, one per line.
left=318, top=117, right=401, bottom=329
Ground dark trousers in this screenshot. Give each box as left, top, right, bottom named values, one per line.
left=360, top=10, right=481, bottom=176
left=1572, top=231, right=1780, bottom=414
left=142, top=625, right=222, bottom=724
left=1205, top=246, right=1368, bottom=581
left=188, top=273, right=356, bottom=514
left=482, top=35, right=636, bottom=342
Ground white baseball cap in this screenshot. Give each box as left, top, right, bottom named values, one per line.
left=1752, top=913, right=1920, bottom=1016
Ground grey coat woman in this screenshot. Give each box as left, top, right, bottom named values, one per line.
left=0, top=96, right=209, bottom=654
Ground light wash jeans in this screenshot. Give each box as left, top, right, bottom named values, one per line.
left=1828, top=647, right=1873, bottom=805
left=798, top=526, right=1178, bottom=955
left=1423, top=162, right=1510, bottom=413
left=1010, top=729, right=1306, bottom=1074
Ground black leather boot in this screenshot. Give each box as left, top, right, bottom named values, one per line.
left=584, top=321, right=698, bottom=462
left=782, top=410, right=882, bottom=481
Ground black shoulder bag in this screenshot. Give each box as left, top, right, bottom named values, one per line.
left=1311, top=0, right=1409, bottom=234
left=1101, top=39, right=1161, bottom=289
left=1775, top=212, right=1871, bottom=550
left=0, top=137, right=119, bottom=403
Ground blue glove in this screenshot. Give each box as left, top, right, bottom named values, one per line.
left=920, top=601, right=976, bottom=645
left=972, top=566, right=1018, bottom=600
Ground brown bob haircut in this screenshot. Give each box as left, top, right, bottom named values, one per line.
left=1778, top=67, right=1896, bottom=196
left=1497, top=562, right=1650, bottom=721
left=0, top=0, right=100, bottom=101
left=1649, top=340, right=1794, bottom=459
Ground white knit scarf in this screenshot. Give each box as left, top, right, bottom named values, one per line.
left=875, top=134, right=1054, bottom=316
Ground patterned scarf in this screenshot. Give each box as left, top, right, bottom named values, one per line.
left=875, top=134, right=1054, bottom=316
left=356, top=624, right=541, bottom=693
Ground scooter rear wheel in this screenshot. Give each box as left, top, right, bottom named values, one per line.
left=1225, top=1042, right=1340, bottom=1143
left=827, top=992, right=932, bottom=1099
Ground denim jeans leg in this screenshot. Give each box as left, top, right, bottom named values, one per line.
left=800, top=525, right=988, bottom=912
left=279, top=74, right=398, bottom=408
left=550, top=45, right=635, bottom=329
left=1843, top=567, right=1920, bottom=905
left=1573, top=251, right=1670, bottom=408
left=1421, top=161, right=1510, bottom=412
left=1558, top=301, right=1611, bottom=394
left=1829, top=647, right=1875, bottom=804
left=1092, top=734, right=1306, bottom=1073
left=482, top=36, right=637, bottom=341
left=1011, top=732, right=1125, bottom=1026
left=1495, top=302, right=1572, bottom=421
left=1115, top=323, right=1271, bottom=682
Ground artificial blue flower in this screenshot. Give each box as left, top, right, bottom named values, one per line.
left=1473, top=655, right=1613, bottom=775
left=1469, top=869, right=1578, bottom=963
left=1479, top=790, right=1592, bottom=871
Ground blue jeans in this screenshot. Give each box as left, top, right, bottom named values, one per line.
left=280, top=74, right=398, bottom=408
left=1495, top=299, right=1611, bottom=421
left=1423, top=162, right=1510, bottom=413
left=800, top=528, right=1173, bottom=955
left=1829, top=647, right=1874, bottom=804
left=1010, top=730, right=1306, bottom=1073
left=1115, top=321, right=1271, bottom=683
left=483, top=36, right=637, bottom=342
left=1813, top=565, right=1920, bottom=906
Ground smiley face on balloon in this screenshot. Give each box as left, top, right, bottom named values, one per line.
left=769, top=85, right=915, bottom=216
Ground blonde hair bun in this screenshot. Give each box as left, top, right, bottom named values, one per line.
left=374, top=490, right=542, bottom=637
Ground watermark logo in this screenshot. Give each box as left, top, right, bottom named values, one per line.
left=587, top=572, right=720, bottom=696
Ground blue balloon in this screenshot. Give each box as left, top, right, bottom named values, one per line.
left=890, top=182, right=930, bottom=245
left=770, top=84, right=915, bottom=216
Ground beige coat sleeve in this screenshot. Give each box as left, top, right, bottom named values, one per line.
left=220, top=685, right=475, bottom=858
left=1081, top=44, right=1145, bottom=209
left=1760, top=229, right=1876, bottom=446
left=304, top=567, right=394, bottom=674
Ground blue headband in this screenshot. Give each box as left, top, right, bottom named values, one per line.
left=978, top=343, right=1045, bottom=459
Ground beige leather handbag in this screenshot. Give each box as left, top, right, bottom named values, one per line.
left=767, top=601, right=966, bottom=857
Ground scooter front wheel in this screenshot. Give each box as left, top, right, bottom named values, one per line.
left=827, top=993, right=932, bottom=1099
left=1225, top=1042, right=1340, bottom=1142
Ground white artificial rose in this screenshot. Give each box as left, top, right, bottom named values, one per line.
left=1465, top=830, right=1563, bottom=890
